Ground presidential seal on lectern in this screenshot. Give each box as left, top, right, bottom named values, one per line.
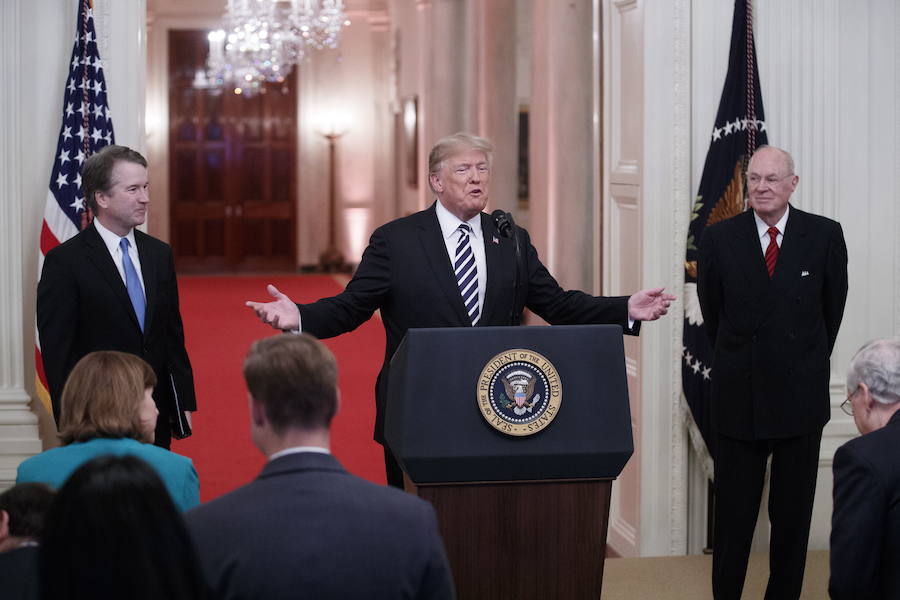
left=477, top=349, right=562, bottom=436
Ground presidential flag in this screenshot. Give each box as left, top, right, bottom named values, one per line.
left=681, top=0, right=768, bottom=474
left=35, top=0, right=115, bottom=417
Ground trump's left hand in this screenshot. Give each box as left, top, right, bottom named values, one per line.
left=628, top=287, right=676, bottom=322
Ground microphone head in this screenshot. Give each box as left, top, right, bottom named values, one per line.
left=491, top=209, right=514, bottom=238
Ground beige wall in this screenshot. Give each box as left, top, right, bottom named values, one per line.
left=147, top=6, right=392, bottom=268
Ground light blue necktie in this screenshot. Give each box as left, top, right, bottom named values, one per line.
left=120, top=238, right=146, bottom=331
left=454, top=224, right=480, bottom=325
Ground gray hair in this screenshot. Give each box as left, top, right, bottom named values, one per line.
left=427, top=132, right=493, bottom=192
left=846, top=338, right=900, bottom=405
left=750, top=145, right=796, bottom=175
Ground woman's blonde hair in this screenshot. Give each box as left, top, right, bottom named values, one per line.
left=57, top=351, right=157, bottom=444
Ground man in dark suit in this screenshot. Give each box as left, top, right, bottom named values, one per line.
left=37, top=145, right=195, bottom=448
left=0, top=482, right=55, bottom=600
left=830, top=337, right=900, bottom=600
left=698, top=145, right=848, bottom=599
left=185, top=334, right=455, bottom=600
left=247, top=132, right=675, bottom=487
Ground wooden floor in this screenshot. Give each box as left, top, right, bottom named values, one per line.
left=601, top=551, right=828, bottom=599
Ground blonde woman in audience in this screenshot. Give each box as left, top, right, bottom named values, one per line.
left=16, top=351, right=199, bottom=511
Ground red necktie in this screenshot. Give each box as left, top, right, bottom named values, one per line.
left=765, top=226, right=779, bottom=277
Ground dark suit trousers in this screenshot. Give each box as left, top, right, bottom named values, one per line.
left=713, top=430, right=822, bottom=600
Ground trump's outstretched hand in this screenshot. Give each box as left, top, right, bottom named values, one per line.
left=627, top=287, right=676, bottom=322
left=246, top=284, right=301, bottom=331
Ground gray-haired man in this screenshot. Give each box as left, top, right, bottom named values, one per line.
left=830, top=337, right=900, bottom=599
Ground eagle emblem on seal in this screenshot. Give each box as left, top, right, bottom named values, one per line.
left=477, top=349, right=562, bottom=436
left=501, top=370, right=539, bottom=415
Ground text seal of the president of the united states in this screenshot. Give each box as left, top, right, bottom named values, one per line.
left=477, top=349, right=562, bottom=436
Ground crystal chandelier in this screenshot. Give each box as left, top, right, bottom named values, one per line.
left=207, top=0, right=349, bottom=95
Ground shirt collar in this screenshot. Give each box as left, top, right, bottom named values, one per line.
left=268, top=446, right=330, bottom=461
left=93, top=218, right=136, bottom=254
left=435, top=199, right=482, bottom=242
left=754, top=205, right=790, bottom=239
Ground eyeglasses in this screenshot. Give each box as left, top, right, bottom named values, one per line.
left=841, top=386, right=859, bottom=416
left=747, top=173, right=794, bottom=188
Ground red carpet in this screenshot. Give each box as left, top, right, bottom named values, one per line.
left=171, top=275, right=386, bottom=502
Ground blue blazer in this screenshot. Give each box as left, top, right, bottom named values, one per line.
left=16, top=437, right=199, bottom=512
left=185, top=452, right=455, bottom=599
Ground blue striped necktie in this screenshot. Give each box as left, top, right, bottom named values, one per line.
left=454, top=224, right=480, bottom=325
left=120, top=238, right=146, bottom=332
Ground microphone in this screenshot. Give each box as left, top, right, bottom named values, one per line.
left=491, top=210, right=522, bottom=325
left=491, top=210, right=514, bottom=239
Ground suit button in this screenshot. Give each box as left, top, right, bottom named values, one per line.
left=751, top=335, right=757, bottom=342
left=745, top=373, right=751, bottom=380
left=788, top=333, right=796, bottom=340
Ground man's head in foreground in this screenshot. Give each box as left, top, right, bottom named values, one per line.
left=243, top=334, right=339, bottom=455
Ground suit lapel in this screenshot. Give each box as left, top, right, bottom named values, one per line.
left=725, top=210, right=770, bottom=289
left=759, top=205, right=807, bottom=319
left=769, top=205, right=806, bottom=289
left=417, top=205, right=470, bottom=324
left=82, top=224, right=143, bottom=333
left=729, top=205, right=806, bottom=326
left=135, top=231, right=156, bottom=335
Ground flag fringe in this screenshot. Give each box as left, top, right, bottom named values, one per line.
left=679, top=393, right=714, bottom=480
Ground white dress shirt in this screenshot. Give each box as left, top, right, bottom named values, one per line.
left=268, top=446, right=330, bottom=461
left=93, top=218, right=146, bottom=294
left=434, top=199, right=487, bottom=320
left=753, top=205, right=789, bottom=255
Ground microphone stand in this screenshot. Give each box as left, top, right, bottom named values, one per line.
left=492, top=210, right=522, bottom=326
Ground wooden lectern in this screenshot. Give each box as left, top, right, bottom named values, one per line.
left=385, top=325, right=633, bottom=599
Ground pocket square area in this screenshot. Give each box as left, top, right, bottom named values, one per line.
left=801, top=270, right=810, bottom=277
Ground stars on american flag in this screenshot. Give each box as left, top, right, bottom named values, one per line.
left=682, top=347, right=712, bottom=381
left=47, top=0, right=115, bottom=231
left=711, top=116, right=766, bottom=143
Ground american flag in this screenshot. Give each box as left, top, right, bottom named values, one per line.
left=35, top=0, right=115, bottom=417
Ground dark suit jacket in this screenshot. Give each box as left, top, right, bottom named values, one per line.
left=299, top=203, right=634, bottom=442
left=0, top=545, right=39, bottom=600
left=830, top=411, right=900, bottom=600
left=185, top=452, right=455, bottom=600
left=37, top=223, right=195, bottom=441
left=697, top=206, right=847, bottom=439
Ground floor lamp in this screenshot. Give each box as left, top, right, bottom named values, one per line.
left=318, top=129, right=346, bottom=272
